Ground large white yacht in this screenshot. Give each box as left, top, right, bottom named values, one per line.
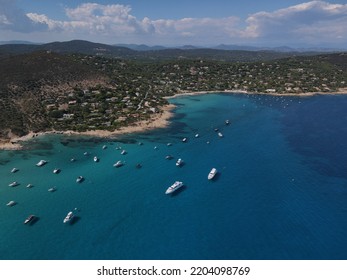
left=24, top=215, right=35, bottom=224
left=9, top=181, right=19, bottom=187
left=36, top=159, right=47, bottom=167
left=63, top=211, right=74, bottom=223
left=208, top=168, right=218, bottom=180
left=176, top=158, right=183, bottom=166
left=165, top=181, right=184, bottom=194
left=76, top=176, right=84, bottom=183
left=113, top=160, right=123, bottom=167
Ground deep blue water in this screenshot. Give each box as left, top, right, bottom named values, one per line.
left=1, top=93, right=347, bottom=260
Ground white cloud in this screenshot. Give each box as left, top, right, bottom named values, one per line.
left=0, top=0, right=48, bottom=32
left=243, top=1, right=347, bottom=44
left=2, top=1, right=347, bottom=46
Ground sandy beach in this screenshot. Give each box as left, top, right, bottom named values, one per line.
left=0, top=104, right=176, bottom=150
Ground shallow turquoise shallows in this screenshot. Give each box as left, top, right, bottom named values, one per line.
left=1, top=93, right=347, bottom=260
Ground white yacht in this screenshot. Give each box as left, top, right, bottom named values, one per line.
left=113, top=160, right=123, bottom=167
left=11, top=168, right=19, bottom=173
left=218, top=132, right=223, bottom=138
left=24, top=215, right=35, bottom=224
left=6, top=201, right=16, bottom=207
left=53, top=168, right=60, bottom=174
left=76, top=176, right=84, bottom=183
left=195, top=134, right=199, bottom=138
left=121, top=150, right=127, bottom=155
left=63, top=211, right=74, bottom=223
left=182, top=137, right=187, bottom=142
left=26, top=183, right=33, bottom=188
left=48, top=186, right=57, bottom=192
left=93, top=156, right=99, bottom=162
left=165, top=181, right=184, bottom=194
left=176, top=158, right=183, bottom=166
left=36, top=159, right=47, bottom=167
left=208, top=168, right=218, bottom=180
left=9, top=181, right=19, bottom=187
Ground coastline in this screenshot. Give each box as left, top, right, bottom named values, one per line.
left=165, top=88, right=347, bottom=99
left=0, top=104, right=176, bottom=151
left=1, top=87, right=347, bottom=151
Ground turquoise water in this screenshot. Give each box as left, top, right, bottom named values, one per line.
left=1, top=93, right=347, bottom=260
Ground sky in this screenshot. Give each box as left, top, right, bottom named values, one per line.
left=1, top=0, right=347, bottom=47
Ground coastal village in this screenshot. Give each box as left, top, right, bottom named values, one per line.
left=0, top=50, right=346, bottom=147
left=44, top=53, right=347, bottom=133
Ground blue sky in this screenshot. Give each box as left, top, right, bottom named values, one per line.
left=2, top=0, right=347, bottom=47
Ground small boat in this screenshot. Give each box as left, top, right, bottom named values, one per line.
left=214, top=128, right=219, bottom=132
left=165, top=155, right=173, bottom=160
left=48, top=186, right=57, bottom=192
left=53, top=168, right=60, bottom=174
left=208, top=168, right=218, bottom=180
left=36, top=159, right=47, bottom=167
left=76, top=176, right=84, bottom=183
left=6, top=201, right=16, bottom=207
left=113, top=160, right=123, bottom=167
left=195, top=134, right=199, bottom=138
left=70, top=158, right=76, bottom=162
left=63, top=211, right=74, bottom=223
left=9, top=181, right=19, bottom=187
left=11, top=168, right=19, bottom=173
left=26, top=183, right=33, bottom=188
left=165, top=181, right=184, bottom=194
left=121, top=150, right=127, bottom=155
left=218, top=132, right=223, bottom=138
left=167, top=143, right=172, bottom=146
left=93, top=156, right=99, bottom=162
left=182, top=137, right=187, bottom=142
left=83, top=152, right=89, bottom=156
left=102, top=145, right=107, bottom=150
left=225, top=120, right=230, bottom=125
left=138, top=142, right=143, bottom=146
left=24, top=215, right=35, bottom=224
left=176, top=158, right=183, bottom=167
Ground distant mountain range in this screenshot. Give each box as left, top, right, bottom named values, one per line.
left=0, top=40, right=344, bottom=62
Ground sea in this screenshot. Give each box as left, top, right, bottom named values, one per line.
left=1, top=92, right=347, bottom=260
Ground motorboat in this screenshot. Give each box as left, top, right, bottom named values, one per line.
left=182, top=137, right=187, bottom=142
left=102, top=145, right=107, bottom=150
left=165, top=155, right=173, bottom=160
left=208, top=168, right=218, bottom=180
left=36, top=159, right=47, bottom=167
left=63, top=211, right=74, bottom=223
left=11, top=168, right=19, bottom=173
left=176, top=158, right=183, bottom=166
left=113, top=160, right=123, bottom=167
left=6, top=201, right=16, bottom=207
left=26, top=183, right=33, bottom=188
left=48, top=186, right=57, bottom=192
left=225, top=119, right=230, bottom=125
left=195, top=134, right=199, bottom=138
left=53, top=168, right=60, bottom=174
left=9, top=181, right=19, bottom=187
left=76, top=176, right=84, bottom=183
left=218, top=132, right=223, bottom=138
left=165, top=181, right=184, bottom=194
left=121, top=150, right=127, bottom=155
left=24, top=215, right=35, bottom=224
left=94, top=156, right=99, bottom=162
left=167, top=143, right=172, bottom=146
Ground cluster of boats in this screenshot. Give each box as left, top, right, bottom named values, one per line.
left=7, top=119, right=228, bottom=225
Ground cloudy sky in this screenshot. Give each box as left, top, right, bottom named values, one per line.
left=1, top=0, right=347, bottom=47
